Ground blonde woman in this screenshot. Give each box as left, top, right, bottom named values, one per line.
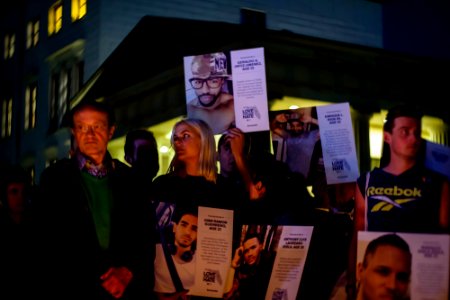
left=166, top=118, right=217, bottom=182
left=151, top=118, right=225, bottom=299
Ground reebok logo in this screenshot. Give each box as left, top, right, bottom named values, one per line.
left=367, top=186, right=422, bottom=197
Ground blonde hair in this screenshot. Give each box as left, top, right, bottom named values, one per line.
left=168, top=118, right=218, bottom=183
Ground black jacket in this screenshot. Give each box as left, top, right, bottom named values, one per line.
left=33, top=156, right=154, bottom=300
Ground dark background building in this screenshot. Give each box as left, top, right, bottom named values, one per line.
left=1, top=0, right=449, bottom=183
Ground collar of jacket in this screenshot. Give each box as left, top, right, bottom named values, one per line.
left=75, top=150, right=115, bottom=178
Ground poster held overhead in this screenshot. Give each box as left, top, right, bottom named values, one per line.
left=184, top=47, right=269, bottom=135
left=269, top=102, right=359, bottom=186
left=230, top=47, right=270, bottom=133
left=316, top=102, right=359, bottom=184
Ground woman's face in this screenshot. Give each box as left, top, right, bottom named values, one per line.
left=172, top=123, right=202, bottom=165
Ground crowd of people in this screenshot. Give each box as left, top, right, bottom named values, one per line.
left=0, top=99, right=449, bottom=300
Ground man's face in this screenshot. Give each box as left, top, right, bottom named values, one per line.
left=358, top=245, right=411, bottom=300
left=173, top=213, right=198, bottom=249
left=192, top=77, right=224, bottom=107
left=289, top=120, right=304, bottom=136
left=385, top=116, right=422, bottom=161
left=72, top=107, right=114, bottom=164
left=242, top=237, right=262, bottom=266
left=218, top=139, right=235, bottom=176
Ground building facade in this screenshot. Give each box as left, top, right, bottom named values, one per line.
left=1, top=0, right=449, bottom=182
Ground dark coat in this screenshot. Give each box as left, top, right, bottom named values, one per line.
left=33, top=156, right=154, bottom=300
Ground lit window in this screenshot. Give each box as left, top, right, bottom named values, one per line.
left=48, top=1, right=63, bottom=36
left=26, top=20, right=40, bottom=49
left=25, top=83, right=38, bottom=130
left=3, top=33, right=15, bottom=59
left=1, top=98, right=12, bottom=138
left=71, top=0, right=87, bottom=22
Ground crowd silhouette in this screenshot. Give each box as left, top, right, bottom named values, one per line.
left=2, top=101, right=448, bottom=300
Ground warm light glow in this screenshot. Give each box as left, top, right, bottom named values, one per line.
left=369, top=128, right=383, bottom=159
left=271, top=96, right=332, bottom=111
left=160, top=146, right=169, bottom=153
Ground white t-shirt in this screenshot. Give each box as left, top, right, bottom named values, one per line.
left=154, top=243, right=196, bottom=294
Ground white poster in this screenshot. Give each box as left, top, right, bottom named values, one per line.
left=230, top=47, right=270, bottom=133
left=316, top=102, right=359, bottom=184
left=357, top=231, right=450, bottom=300
left=265, top=226, right=314, bottom=300
left=222, top=224, right=313, bottom=300
left=191, top=207, right=234, bottom=297
left=269, top=102, right=359, bottom=185
left=154, top=203, right=233, bottom=298
left=184, top=47, right=269, bottom=135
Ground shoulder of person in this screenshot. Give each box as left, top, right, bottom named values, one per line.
left=152, top=173, right=174, bottom=183
left=40, top=158, right=76, bottom=177
left=151, top=173, right=180, bottom=191
left=49, top=157, right=74, bottom=168
left=356, top=169, right=378, bottom=191
left=112, top=159, right=130, bottom=171
left=218, top=92, right=234, bottom=104
left=38, top=158, right=79, bottom=193
left=358, top=167, right=384, bottom=180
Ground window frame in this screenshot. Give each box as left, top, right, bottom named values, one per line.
left=24, top=83, right=38, bottom=130
left=26, top=19, right=40, bottom=49
left=71, top=0, right=87, bottom=22
left=1, top=98, right=13, bottom=138
left=48, top=1, right=63, bottom=36
left=3, top=33, right=16, bottom=59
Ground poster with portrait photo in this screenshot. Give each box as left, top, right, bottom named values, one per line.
left=183, top=47, right=269, bottom=135
left=222, top=224, right=313, bottom=300
left=154, top=203, right=234, bottom=298
left=269, top=102, right=359, bottom=186
left=357, top=231, right=450, bottom=300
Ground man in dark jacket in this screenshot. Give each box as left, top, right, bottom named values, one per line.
left=34, top=100, right=154, bottom=300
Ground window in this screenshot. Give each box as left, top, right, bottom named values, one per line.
left=3, top=33, right=15, bottom=59
left=49, top=61, right=84, bottom=132
left=25, top=83, right=37, bottom=130
left=26, top=20, right=40, bottom=49
left=48, top=1, right=63, bottom=36
left=71, top=0, right=87, bottom=22
left=1, top=98, right=12, bottom=138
